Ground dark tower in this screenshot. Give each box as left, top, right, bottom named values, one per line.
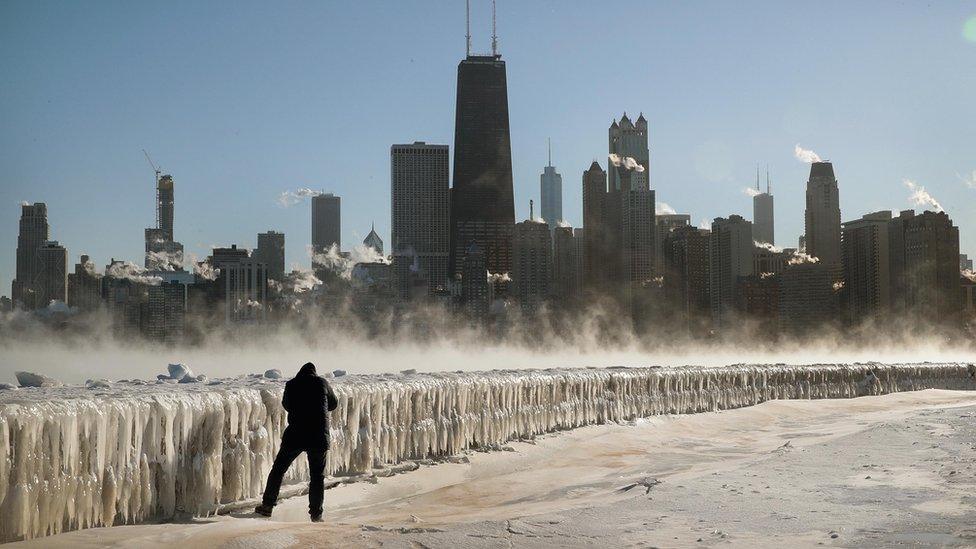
left=449, top=4, right=515, bottom=278
left=158, top=174, right=174, bottom=241
left=12, top=202, right=50, bottom=308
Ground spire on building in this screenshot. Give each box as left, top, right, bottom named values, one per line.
left=547, top=137, right=552, bottom=167
left=364, top=222, right=384, bottom=255
left=465, top=0, right=471, bottom=56
left=491, top=0, right=498, bottom=57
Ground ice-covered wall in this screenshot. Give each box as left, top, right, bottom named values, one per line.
left=1, top=362, right=973, bottom=541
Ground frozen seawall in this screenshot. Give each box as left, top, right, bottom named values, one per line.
left=1, top=362, right=974, bottom=541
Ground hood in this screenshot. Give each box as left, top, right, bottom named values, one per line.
left=297, top=362, right=317, bottom=376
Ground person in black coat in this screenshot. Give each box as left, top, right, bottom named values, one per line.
left=255, top=362, right=338, bottom=521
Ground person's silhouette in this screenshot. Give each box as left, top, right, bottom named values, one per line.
left=255, top=362, right=338, bottom=522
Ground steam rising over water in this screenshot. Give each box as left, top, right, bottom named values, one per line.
left=2, top=335, right=974, bottom=385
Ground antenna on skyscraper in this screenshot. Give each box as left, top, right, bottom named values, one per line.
left=530, top=199, right=534, bottom=221
left=766, top=164, right=771, bottom=194
left=491, top=0, right=498, bottom=56
left=465, top=0, right=471, bottom=56
left=756, top=164, right=760, bottom=191
left=548, top=138, right=551, bottom=167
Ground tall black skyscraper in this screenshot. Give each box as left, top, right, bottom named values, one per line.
left=12, top=202, right=49, bottom=308
left=449, top=45, right=515, bottom=278
left=311, top=193, right=341, bottom=254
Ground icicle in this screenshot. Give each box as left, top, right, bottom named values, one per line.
left=0, top=362, right=973, bottom=541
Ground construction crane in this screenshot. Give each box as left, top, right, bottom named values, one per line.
left=143, top=149, right=162, bottom=229
left=143, top=149, right=161, bottom=183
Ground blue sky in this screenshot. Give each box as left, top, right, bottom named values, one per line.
left=2, top=1, right=975, bottom=293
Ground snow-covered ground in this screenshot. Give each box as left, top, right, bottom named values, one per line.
left=1, top=363, right=974, bottom=543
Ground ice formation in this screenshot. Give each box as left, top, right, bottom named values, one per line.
left=0, top=362, right=973, bottom=542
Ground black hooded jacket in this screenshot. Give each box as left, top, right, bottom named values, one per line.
left=281, top=362, right=339, bottom=449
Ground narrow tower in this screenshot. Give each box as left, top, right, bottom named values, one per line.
left=753, top=166, right=775, bottom=245
left=540, top=138, right=563, bottom=231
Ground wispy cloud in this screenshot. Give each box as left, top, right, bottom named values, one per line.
left=742, top=187, right=761, bottom=197
left=956, top=170, right=976, bottom=189
left=656, top=202, right=677, bottom=215
left=904, top=179, right=943, bottom=212
left=277, top=188, right=322, bottom=207
left=793, top=144, right=822, bottom=163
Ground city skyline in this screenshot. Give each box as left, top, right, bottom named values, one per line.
left=2, top=2, right=976, bottom=294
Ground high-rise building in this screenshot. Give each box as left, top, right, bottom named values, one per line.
left=255, top=231, right=285, bottom=282
left=34, top=241, right=67, bottom=307
left=553, top=226, right=581, bottom=300
left=158, top=174, right=174, bottom=240
left=736, top=273, right=779, bottom=328
left=211, top=245, right=268, bottom=323
left=961, top=254, right=973, bottom=272
left=12, top=202, right=49, bottom=309
left=102, top=260, right=148, bottom=337
left=753, top=171, right=775, bottom=245
left=709, top=215, right=753, bottom=328
left=605, top=163, right=655, bottom=295
left=144, top=174, right=184, bottom=270
left=662, top=225, right=711, bottom=332
left=512, top=219, right=552, bottom=312
left=363, top=224, right=384, bottom=255
left=804, top=162, right=841, bottom=265
left=889, top=210, right=961, bottom=319
left=146, top=281, right=186, bottom=344
left=460, top=243, right=490, bottom=319
left=540, top=142, right=562, bottom=230
left=753, top=245, right=789, bottom=276
left=391, top=142, right=451, bottom=298
left=582, top=161, right=608, bottom=292
left=841, top=211, right=893, bottom=324
left=311, top=193, right=341, bottom=255
left=619, top=175, right=656, bottom=290
left=449, top=52, right=515, bottom=279
left=67, top=254, right=102, bottom=311
left=778, top=260, right=842, bottom=334
left=656, top=214, right=691, bottom=273
left=573, top=228, right=586, bottom=296
left=608, top=113, right=649, bottom=191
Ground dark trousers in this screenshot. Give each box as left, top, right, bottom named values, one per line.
left=261, top=439, right=327, bottom=517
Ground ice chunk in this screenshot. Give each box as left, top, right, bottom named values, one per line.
left=400, top=369, right=417, bottom=375
left=333, top=369, right=346, bottom=377
left=167, top=363, right=192, bottom=380
left=85, top=379, right=112, bottom=389
left=0, top=383, right=15, bottom=391
left=264, top=369, right=282, bottom=379
left=14, top=371, right=62, bottom=388
left=178, top=374, right=202, bottom=384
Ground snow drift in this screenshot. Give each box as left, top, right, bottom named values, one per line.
left=0, top=362, right=974, bottom=541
